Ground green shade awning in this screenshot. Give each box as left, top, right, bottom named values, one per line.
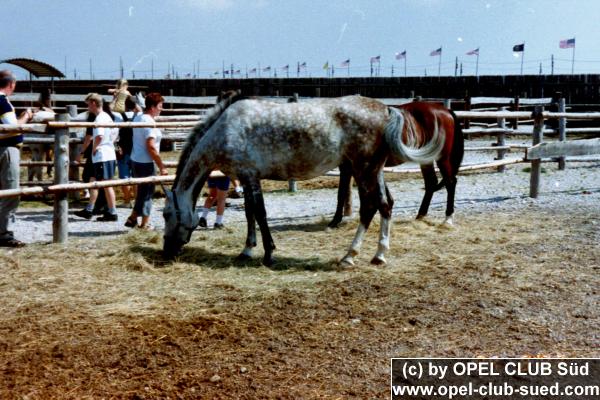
left=0, top=58, right=65, bottom=78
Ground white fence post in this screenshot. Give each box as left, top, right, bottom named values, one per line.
left=288, top=93, right=299, bottom=193
left=558, top=98, right=567, bottom=170
left=529, top=106, right=544, bottom=198
left=496, top=106, right=507, bottom=172
left=52, top=113, right=70, bottom=243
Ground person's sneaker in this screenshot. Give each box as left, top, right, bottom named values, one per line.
left=199, top=217, right=207, bottom=228
left=0, top=238, right=26, bottom=248
left=74, top=209, right=93, bottom=220
left=97, top=213, right=118, bottom=222
left=214, top=223, right=224, bottom=229
left=92, top=207, right=107, bottom=216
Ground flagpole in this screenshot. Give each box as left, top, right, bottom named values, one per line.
left=476, top=52, right=479, bottom=78
left=571, top=37, right=575, bottom=74
left=438, top=47, right=442, bottom=77
left=520, top=44, right=524, bottom=75
left=404, top=56, right=407, bottom=77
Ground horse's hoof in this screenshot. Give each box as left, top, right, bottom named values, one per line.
left=442, top=217, right=454, bottom=226
left=327, top=221, right=340, bottom=229
left=370, top=256, right=387, bottom=266
left=340, top=256, right=355, bottom=267
left=235, top=253, right=252, bottom=262
left=262, top=256, right=275, bottom=267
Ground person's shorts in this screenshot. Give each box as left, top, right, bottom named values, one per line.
left=93, top=160, right=116, bottom=181
left=117, top=154, right=131, bottom=179
left=207, top=176, right=230, bottom=191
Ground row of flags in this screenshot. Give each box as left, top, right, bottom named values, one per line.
left=320, top=37, right=577, bottom=71
left=207, top=37, right=577, bottom=77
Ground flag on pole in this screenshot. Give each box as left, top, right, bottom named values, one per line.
left=513, top=43, right=525, bottom=52
left=466, top=48, right=479, bottom=56
left=323, top=61, right=329, bottom=70
left=262, top=66, right=271, bottom=72
left=249, top=68, right=257, bottom=74
left=235, top=69, right=241, bottom=74
left=559, top=38, right=575, bottom=49
left=370, top=55, right=380, bottom=63
left=430, top=47, right=442, bottom=56
left=282, top=64, right=289, bottom=71
left=395, top=51, right=406, bottom=60
left=340, top=59, right=350, bottom=67
left=299, top=62, right=307, bottom=69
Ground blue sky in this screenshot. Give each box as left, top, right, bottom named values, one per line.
left=2, top=0, right=599, bottom=79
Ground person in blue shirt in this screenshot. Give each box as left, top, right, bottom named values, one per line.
left=0, top=70, right=33, bottom=247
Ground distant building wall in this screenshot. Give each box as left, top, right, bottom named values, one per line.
left=20, top=74, right=600, bottom=104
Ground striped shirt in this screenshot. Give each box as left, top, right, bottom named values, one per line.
left=0, top=93, right=22, bottom=147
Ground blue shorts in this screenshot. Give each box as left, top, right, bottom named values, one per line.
left=207, top=176, right=230, bottom=191
left=117, top=154, right=132, bottom=179
left=93, top=160, right=116, bottom=181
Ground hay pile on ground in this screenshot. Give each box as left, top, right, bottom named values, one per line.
left=0, top=201, right=598, bottom=398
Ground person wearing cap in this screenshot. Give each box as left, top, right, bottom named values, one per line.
left=0, top=70, right=33, bottom=247
left=73, top=93, right=119, bottom=221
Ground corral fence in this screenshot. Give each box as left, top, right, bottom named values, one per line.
left=1, top=94, right=600, bottom=243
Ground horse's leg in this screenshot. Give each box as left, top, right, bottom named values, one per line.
left=371, top=173, right=394, bottom=265
left=437, top=159, right=457, bottom=225
left=416, top=163, right=438, bottom=219
left=328, top=160, right=352, bottom=228
left=248, top=180, right=276, bottom=266
left=236, top=182, right=257, bottom=261
left=340, top=173, right=382, bottom=266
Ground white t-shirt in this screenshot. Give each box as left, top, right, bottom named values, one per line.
left=91, top=111, right=117, bottom=163
left=131, top=113, right=162, bottom=164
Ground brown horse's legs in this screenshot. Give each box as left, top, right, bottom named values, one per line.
left=417, top=163, right=438, bottom=219
left=236, top=183, right=257, bottom=261
left=329, top=160, right=352, bottom=228
left=437, top=160, right=457, bottom=224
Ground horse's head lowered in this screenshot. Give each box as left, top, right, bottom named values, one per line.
left=163, top=189, right=198, bottom=259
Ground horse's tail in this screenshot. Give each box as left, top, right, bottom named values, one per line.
left=173, top=90, right=244, bottom=187
left=384, top=107, right=446, bottom=164
left=449, top=109, right=464, bottom=176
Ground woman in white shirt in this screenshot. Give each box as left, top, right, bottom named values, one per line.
left=125, top=93, right=168, bottom=230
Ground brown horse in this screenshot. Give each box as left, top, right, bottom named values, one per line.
left=163, top=95, right=446, bottom=266
left=328, top=102, right=464, bottom=228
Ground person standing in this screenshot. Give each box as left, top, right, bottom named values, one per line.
left=0, top=70, right=32, bottom=247
left=125, top=93, right=168, bottom=230
left=198, top=174, right=230, bottom=229
left=108, top=79, right=131, bottom=113
left=74, top=93, right=118, bottom=221
left=115, top=95, right=141, bottom=207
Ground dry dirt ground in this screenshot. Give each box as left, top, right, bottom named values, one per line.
left=0, top=194, right=598, bottom=399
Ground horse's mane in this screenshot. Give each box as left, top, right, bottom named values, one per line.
left=173, top=90, right=245, bottom=186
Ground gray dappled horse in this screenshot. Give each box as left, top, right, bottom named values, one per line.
left=163, top=93, right=446, bottom=266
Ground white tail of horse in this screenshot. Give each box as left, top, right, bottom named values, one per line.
left=384, top=106, right=446, bottom=164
